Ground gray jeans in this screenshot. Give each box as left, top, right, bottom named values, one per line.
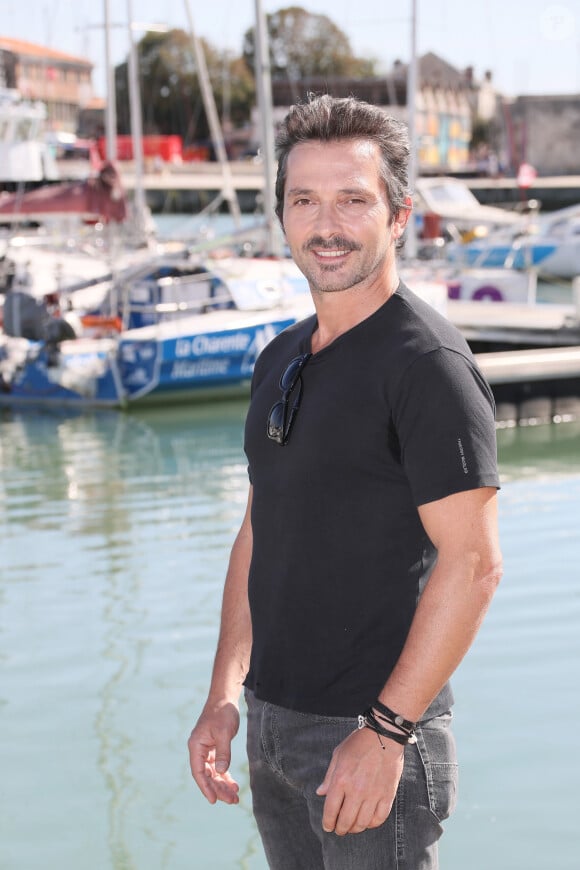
left=245, top=689, right=458, bottom=870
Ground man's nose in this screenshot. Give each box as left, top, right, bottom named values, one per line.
left=312, top=201, right=343, bottom=238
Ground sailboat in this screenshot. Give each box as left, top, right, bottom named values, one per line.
left=0, top=0, right=316, bottom=408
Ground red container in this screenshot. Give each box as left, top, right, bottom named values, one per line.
left=97, top=135, right=183, bottom=162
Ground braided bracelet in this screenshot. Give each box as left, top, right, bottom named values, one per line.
left=372, top=709, right=415, bottom=741
left=358, top=707, right=417, bottom=748
left=373, top=699, right=417, bottom=734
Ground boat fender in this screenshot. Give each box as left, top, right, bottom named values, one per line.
left=472, top=285, right=503, bottom=302
left=80, top=314, right=123, bottom=335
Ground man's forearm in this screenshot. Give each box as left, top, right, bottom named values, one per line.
left=378, top=488, right=502, bottom=721
left=206, top=492, right=253, bottom=706
left=188, top=494, right=253, bottom=805
left=378, top=550, right=501, bottom=721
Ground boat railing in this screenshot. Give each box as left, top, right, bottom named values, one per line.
left=153, top=292, right=235, bottom=315
left=119, top=269, right=234, bottom=328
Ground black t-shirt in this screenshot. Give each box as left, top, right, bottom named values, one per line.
left=243, top=282, right=499, bottom=718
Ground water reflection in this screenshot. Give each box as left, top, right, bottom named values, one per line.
left=497, top=417, right=580, bottom=481
left=0, top=402, right=249, bottom=507
left=3, top=404, right=578, bottom=507
left=2, top=406, right=579, bottom=870
left=0, top=402, right=262, bottom=870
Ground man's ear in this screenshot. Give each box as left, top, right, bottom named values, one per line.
left=391, top=196, right=413, bottom=238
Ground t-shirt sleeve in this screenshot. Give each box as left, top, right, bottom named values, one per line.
left=391, top=347, right=500, bottom=506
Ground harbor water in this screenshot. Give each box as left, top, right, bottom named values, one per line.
left=1, top=402, right=579, bottom=870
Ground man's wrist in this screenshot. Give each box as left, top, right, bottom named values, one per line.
left=358, top=707, right=417, bottom=746
left=205, top=687, right=242, bottom=711
left=373, top=699, right=417, bottom=734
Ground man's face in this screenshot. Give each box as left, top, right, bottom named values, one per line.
left=281, top=139, right=407, bottom=296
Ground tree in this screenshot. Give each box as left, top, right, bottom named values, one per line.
left=243, top=5, right=376, bottom=81
left=114, top=29, right=255, bottom=143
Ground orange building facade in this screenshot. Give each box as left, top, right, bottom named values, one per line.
left=0, top=36, right=95, bottom=133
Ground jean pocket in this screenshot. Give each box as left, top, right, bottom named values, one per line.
left=415, top=715, right=459, bottom=823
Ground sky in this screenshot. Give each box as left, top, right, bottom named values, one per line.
left=2, top=0, right=579, bottom=100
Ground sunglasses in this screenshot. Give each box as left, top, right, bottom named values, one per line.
left=266, top=353, right=312, bottom=445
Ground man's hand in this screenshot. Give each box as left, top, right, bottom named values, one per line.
left=316, top=727, right=404, bottom=835
left=188, top=701, right=241, bottom=805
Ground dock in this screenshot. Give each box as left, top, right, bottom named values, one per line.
left=444, top=294, right=580, bottom=423
left=476, top=345, right=580, bottom=425
left=119, top=162, right=267, bottom=212
left=117, top=163, right=580, bottom=213
left=447, top=298, right=580, bottom=350
left=453, top=293, right=580, bottom=423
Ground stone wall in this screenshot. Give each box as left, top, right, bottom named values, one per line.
left=504, top=95, right=580, bottom=175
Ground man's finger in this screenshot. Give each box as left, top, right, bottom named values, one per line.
left=210, top=769, right=240, bottom=804
left=320, top=786, right=346, bottom=833
left=348, top=798, right=377, bottom=833
left=368, top=797, right=393, bottom=829
left=189, top=743, right=219, bottom=803
left=214, top=740, right=232, bottom=775
left=315, top=753, right=336, bottom=797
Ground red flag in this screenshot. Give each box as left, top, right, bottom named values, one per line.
left=517, top=163, right=537, bottom=189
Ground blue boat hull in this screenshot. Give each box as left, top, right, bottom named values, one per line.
left=0, top=316, right=300, bottom=408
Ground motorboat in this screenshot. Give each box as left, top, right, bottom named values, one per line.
left=445, top=203, right=580, bottom=280
left=415, top=176, right=523, bottom=239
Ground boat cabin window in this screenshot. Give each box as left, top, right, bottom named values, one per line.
left=426, top=182, right=478, bottom=206
left=124, top=264, right=234, bottom=329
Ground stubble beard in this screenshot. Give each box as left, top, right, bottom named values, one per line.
left=298, top=235, right=363, bottom=294
left=298, top=236, right=388, bottom=295
left=306, top=263, right=371, bottom=295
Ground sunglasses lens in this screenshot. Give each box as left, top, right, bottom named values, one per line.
left=267, top=354, right=311, bottom=445
left=280, top=357, right=304, bottom=391
left=267, top=401, right=286, bottom=443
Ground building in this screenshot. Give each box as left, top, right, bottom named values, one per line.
left=0, top=36, right=94, bottom=134
left=500, top=94, right=580, bottom=176
left=262, top=52, right=479, bottom=175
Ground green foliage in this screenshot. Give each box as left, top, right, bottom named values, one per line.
left=113, top=10, right=376, bottom=142
left=115, top=28, right=255, bottom=142
left=243, top=5, right=377, bottom=79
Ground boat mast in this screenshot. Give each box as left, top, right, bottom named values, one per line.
left=254, top=0, right=283, bottom=256
left=125, top=0, right=148, bottom=242
left=103, top=0, right=117, bottom=161
left=405, top=0, right=418, bottom=259
left=183, top=0, right=241, bottom=227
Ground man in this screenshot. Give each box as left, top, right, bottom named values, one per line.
left=188, top=95, right=502, bottom=869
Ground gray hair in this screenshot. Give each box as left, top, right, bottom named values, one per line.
left=274, top=94, right=411, bottom=225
